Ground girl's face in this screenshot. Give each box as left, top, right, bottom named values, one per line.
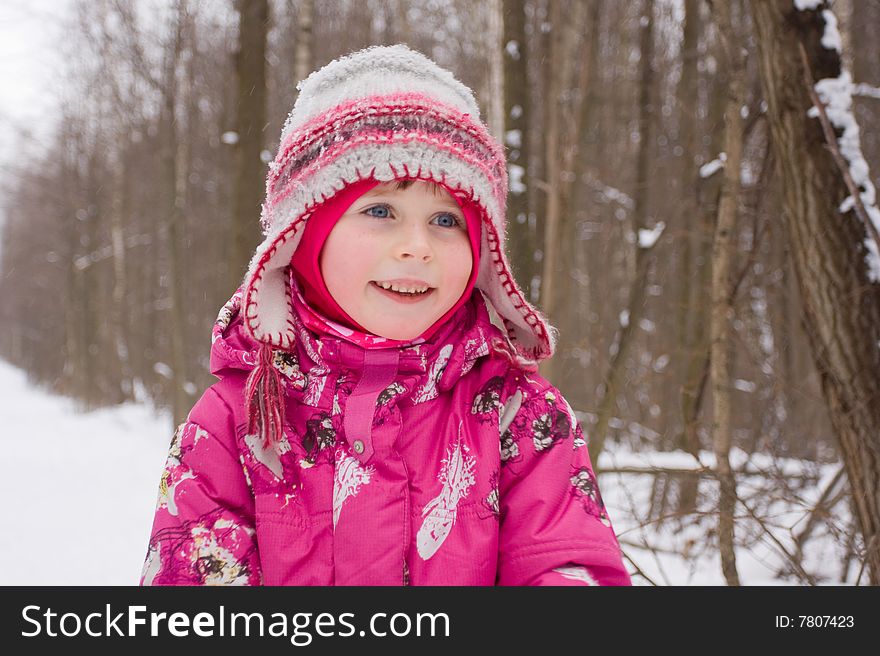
left=320, top=180, right=473, bottom=340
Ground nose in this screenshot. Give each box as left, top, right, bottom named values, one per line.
left=394, top=221, right=433, bottom=261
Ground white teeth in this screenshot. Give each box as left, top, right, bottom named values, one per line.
left=376, top=281, right=429, bottom=294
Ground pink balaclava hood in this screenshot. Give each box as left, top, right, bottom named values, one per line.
left=289, top=178, right=482, bottom=344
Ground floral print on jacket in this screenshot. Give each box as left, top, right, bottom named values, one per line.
left=141, top=287, right=631, bottom=586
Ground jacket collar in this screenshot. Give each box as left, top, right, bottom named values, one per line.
left=209, top=276, right=507, bottom=393
left=288, top=271, right=493, bottom=383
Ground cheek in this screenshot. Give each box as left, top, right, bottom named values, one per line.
left=441, top=240, right=474, bottom=289
left=321, top=227, right=369, bottom=289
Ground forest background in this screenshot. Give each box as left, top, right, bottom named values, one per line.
left=2, top=0, right=879, bottom=586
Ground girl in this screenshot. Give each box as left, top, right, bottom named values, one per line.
left=141, top=45, right=631, bottom=586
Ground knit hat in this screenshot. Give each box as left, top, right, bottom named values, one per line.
left=242, top=44, right=558, bottom=443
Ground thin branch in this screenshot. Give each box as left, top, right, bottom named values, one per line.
left=620, top=549, right=659, bottom=586
left=792, top=466, right=846, bottom=552
left=855, top=532, right=880, bottom=586
left=619, top=538, right=697, bottom=558
left=111, top=0, right=164, bottom=93
left=855, top=547, right=869, bottom=585
left=610, top=461, right=674, bottom=585
left=614, top=508, right=717, bottom=537
left=599, top=465, right=820, bottom=482
left=600, top=466, right=713, bottom=477
left=740, top=494, right=818, bottom=585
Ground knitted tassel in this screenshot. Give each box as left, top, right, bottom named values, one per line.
left=245, top=343, right=285, bottom=448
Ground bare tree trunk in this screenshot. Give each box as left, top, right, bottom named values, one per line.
left=539, top=0, right=588, bottom=385
left=61, top=119, right=86, bottom=401
left=711, top=0, right=745, bottom=587
left=675, top=0, right=704, bottom=516
left=109, top=140, right=131, bottom=402
left=502, top=0, right=534, bottom=304
left=678, top=5, right=729, bottom=520
left=180, top=4, right=201, bottom=396
left=162, top=0, right=190, bottom=426
left=557, top=0, right=601, bottom=407
left=538, top=0, right=565, bottom=325
left=589, top=0, right=658, bottom=464
left=750, top=0, right=880, bottom=585
left=230, top=0, right=269, bottom=293
left=573, top=0, right=601, bottom=185
left=83, top=149, right=102, bottom=407
left=294, top=0, right=314, bottom=84
left=849, top=0, right=880, bottom=190
left=487, top=0, right=505, bottom=142
left=392, top=0, right=412, bottom=43
left=775, top=208, right=799, bottom=437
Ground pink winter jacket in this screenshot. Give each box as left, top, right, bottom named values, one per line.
left=141, top=288, right=631, bottom=586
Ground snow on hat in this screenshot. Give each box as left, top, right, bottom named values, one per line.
left=244, top=44, right=557, bottom=366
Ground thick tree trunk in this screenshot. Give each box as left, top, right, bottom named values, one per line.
left=539, top=0, right=588, bottom=386
left=674, top=0, right=704, bottom=517
left=230, top=0, right=269, bottom=293
left=589, top=0, right=657, bottom=464
left=538, top=0, right=566, bottom=326
left=750, top=0, right=880, bottom=585
left=849, top=0, right=880, bottom=186
left=502, top=0, right=534, bottom=299
left=677, top=4, right=728, bottom=520
left=555, top=0, right=601, bottom=408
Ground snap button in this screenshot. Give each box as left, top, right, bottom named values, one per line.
left=353, top=440, right=365, bottom=454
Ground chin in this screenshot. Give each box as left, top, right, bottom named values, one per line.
left=382, top=329, right=424, bottom=340
left=367, top=323, right=427, bottom=341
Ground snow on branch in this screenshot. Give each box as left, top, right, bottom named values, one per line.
left=853, top=83, right=880, bottom=100
left=793, top=0, right=823, bottom=10
left=796, top=17, right=880, bottom=282
left=700, top=153, right=726, bottom=178
left=638, top=222, right=665, bottom=249
left=579, top=174, right=635, bottom=210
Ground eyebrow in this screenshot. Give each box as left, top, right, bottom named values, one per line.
left=357, top=192, right=461, bottom=211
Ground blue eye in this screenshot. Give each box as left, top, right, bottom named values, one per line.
left=362, top=204, right=462, bottom=228
left=434, top=213, right=461, bottom=228
left=364, top=204, right=391, bottom=218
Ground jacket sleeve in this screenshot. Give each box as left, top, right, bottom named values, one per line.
left=140, top=384, right=261, bottom=585
left=496, top=369, right=631, bottom=586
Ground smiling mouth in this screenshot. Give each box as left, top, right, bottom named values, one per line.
left=370, top=281, right=435, bottom=300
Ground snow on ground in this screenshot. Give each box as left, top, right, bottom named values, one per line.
left=0, top=359, right=172, bottom=585
left=0, top=358, right=855, bottom=585
left=599, top=447, right=856, bottom=585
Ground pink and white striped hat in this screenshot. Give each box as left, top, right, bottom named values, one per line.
left=243, top=44, right=557, bottom=368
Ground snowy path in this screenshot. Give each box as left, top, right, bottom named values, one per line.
left=0, top=359, right=172, bottom=584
